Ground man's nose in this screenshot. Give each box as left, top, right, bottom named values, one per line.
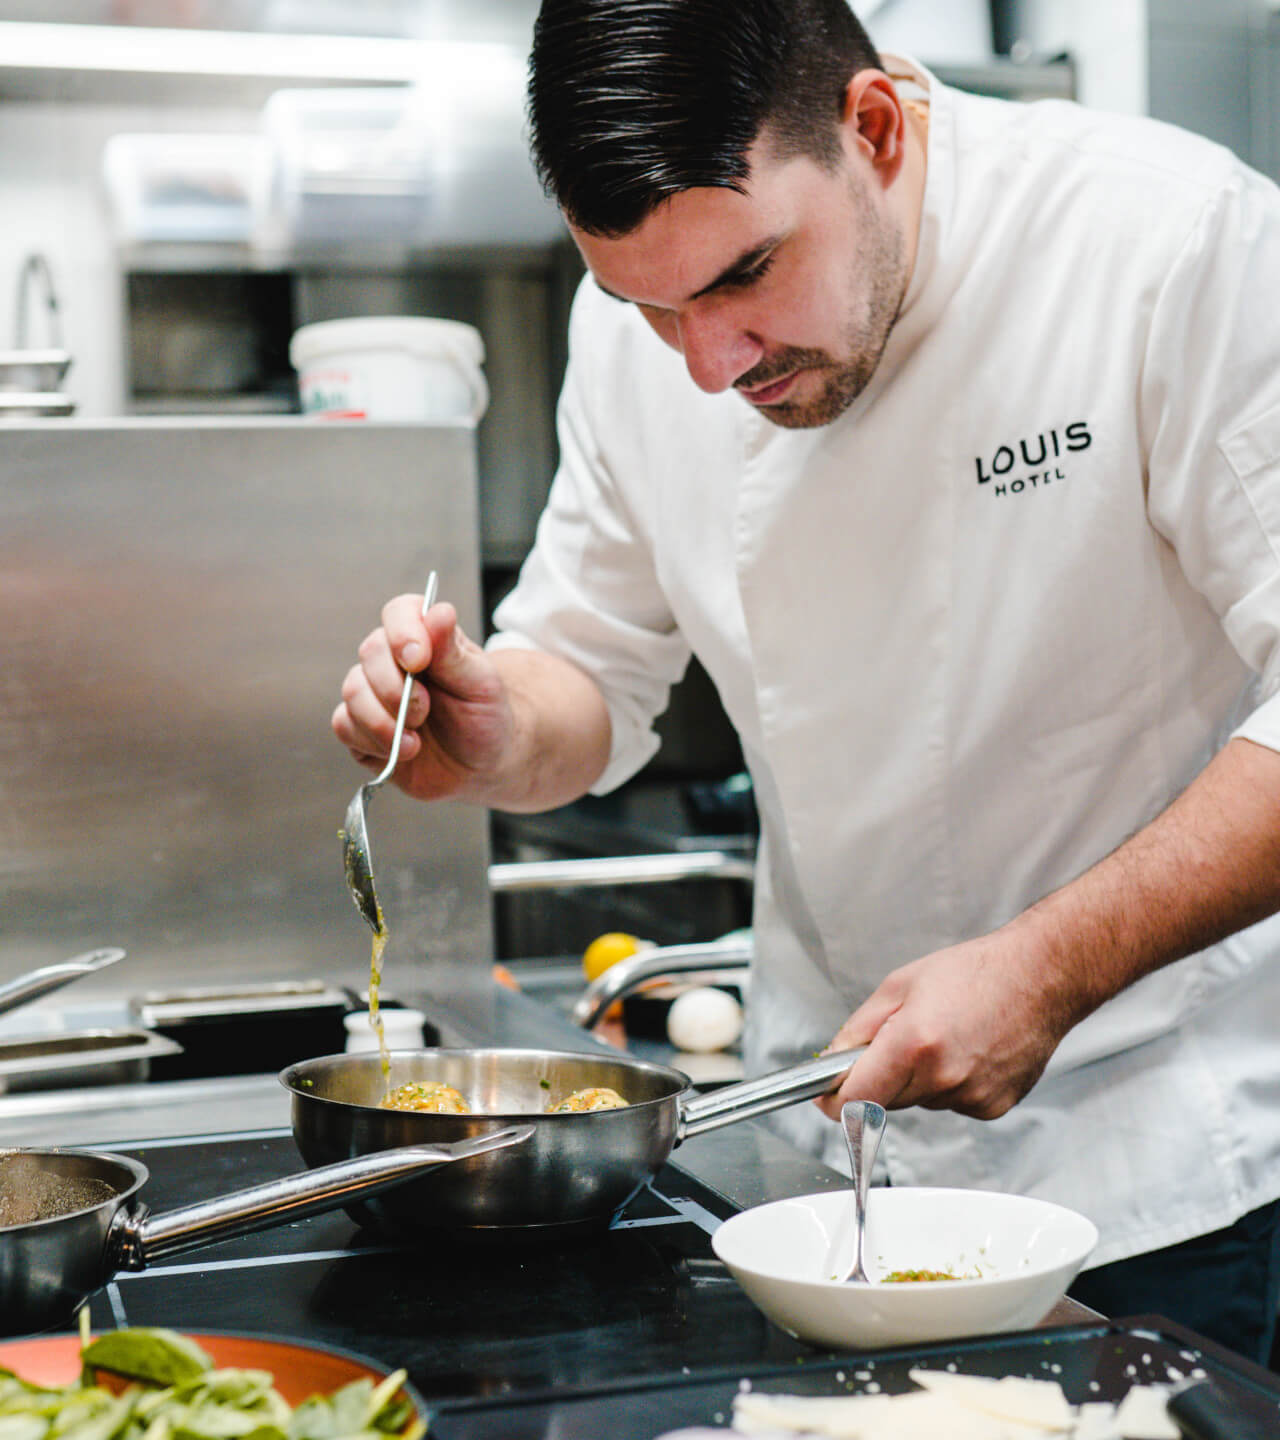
left=676, top=308, right=763, bottom=393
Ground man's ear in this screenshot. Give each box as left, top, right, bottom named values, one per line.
left=840, top=70, right=908, bottom=186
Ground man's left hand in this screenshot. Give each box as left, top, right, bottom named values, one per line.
left=816, top=925, right=1076, bottom=1122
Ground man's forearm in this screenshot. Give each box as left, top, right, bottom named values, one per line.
left=483, top=647, right=614, bottom=813
left=1013, top=735, right=1280, bottom=1029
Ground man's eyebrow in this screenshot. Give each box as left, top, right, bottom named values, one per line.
left=690, top=238, right=781, bottom=298
left=595, top=236, right=782, bottom=308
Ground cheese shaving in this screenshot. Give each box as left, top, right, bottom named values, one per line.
left=1110, top=1386, right=1179, bottom=1439
left=908, top=1370, right=1074, bottom=1430
left=723, top=1375, right=1184, bottom=1440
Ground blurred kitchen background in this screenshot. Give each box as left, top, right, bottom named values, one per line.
left=2, top=0, right=1278, bottom=1011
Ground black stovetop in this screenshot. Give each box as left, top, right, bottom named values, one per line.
left=82, top=1129, right=813, bottom=1417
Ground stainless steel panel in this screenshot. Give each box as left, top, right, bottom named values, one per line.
left=0, top=418, right=493, bottom=1038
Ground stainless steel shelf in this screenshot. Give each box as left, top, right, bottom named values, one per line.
left=0, top=24, right=1074, bottom=108
left=0, top=21, right=419, bottom=104
left=118, top=241, right=563, bottom=275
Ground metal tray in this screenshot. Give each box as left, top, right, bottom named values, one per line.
left=129, top=979, right=348, bottom=1026
left=425, top=1317, right=1280, bottom=1439
left=0, top=1028, right=182, bottom=1093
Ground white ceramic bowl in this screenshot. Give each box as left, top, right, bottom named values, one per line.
left=711, top=1187, right=1097, bottom=1350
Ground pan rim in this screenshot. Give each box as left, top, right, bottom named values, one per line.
left=279, top=1046, right=696, bottom=1119
left=0, top=1146, right=148, bottom=1233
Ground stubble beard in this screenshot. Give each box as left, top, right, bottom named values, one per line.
left=741, top=184, right=909, bottom=431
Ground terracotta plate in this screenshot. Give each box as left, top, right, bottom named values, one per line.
left=0, top=1331, right=421, bottom=1417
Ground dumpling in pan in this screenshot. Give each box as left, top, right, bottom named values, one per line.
left=379, top=1080, right=471, bottom=1113
left=548, top=1086, right=628, bottom=1113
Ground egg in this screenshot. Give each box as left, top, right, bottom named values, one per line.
left=666, top=986, right=744, bottom=1054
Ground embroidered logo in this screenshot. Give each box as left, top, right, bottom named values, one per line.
left=974, top=421, right=1092, bottom=497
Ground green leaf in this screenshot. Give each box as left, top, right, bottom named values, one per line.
left=82, top=1334, right=211, bottom=1390
left=284, top=1398, right=334, bottom=1440
left=0, top=1415, right=49, bottom=1440
left=322, top=1385, right=370, bottom=1439
left=52, top=1394, right=134, bottom=1440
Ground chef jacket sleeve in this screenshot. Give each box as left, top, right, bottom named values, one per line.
left=487, top=283, right=693, bottom=794
left=1142, top=164, right=1280, bottom=753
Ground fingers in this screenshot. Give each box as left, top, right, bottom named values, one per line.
left=382, top=592, right=440, bottom=673
left=332, top=594, right=497, bottom=768
left=331, top=593, right=443, bottom=765
left=332, top=660, right=426, bottom=764
left=814, top=1024, right=915, bottom=1121
left=380, top=595, right=495, bottom=700
left=815, top=1012, right=1032, bottom=1122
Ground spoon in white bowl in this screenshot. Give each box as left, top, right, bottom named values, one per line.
left=839, top=1098, right=887, bottom=1283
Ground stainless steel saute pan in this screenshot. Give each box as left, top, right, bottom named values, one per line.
left=282, top=1046, right=862, bottom=1234
left=0, top=1127, right=531, bottom=1335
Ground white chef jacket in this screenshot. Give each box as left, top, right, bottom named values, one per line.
left=489, top=59, right=1280, bottom=1267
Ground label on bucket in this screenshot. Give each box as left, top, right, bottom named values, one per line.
left=300, top=367, right=367, bottom=420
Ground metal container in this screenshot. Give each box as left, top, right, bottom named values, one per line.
left=0, top=391, right=74, bottom=418
left=131, top=979, right=350, bottom=1026
left=0, top=349, right=71, bottom=392
left=130, top=981, right=351, bottom=1082
left=282, top=1045, right=862, bottom=1235
left=2, top=255, right=73, bottom=413
left=0, top=1028, right=182, bottom=1094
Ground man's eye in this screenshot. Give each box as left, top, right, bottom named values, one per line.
left=731, top=254, right=776, bottom=288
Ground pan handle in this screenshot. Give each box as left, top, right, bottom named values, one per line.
left=110, top=1127, right=534, bottom=1269
left=676, top=1049, right=865, bottom=1142
left=0, top=947, right=125, bottom=1018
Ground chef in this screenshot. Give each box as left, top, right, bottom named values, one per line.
left=333, top=0, right=1280, bottom=1361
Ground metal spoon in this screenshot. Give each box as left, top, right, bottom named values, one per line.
left=839, top=1098, right=887, bottom=1283
left=341, top=571, right=438, bottom=933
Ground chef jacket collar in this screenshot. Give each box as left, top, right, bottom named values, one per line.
left=878, top=54, right=953, bottom=328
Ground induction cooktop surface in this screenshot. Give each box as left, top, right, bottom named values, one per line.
left=77, top=1128, right=815, bottom=1411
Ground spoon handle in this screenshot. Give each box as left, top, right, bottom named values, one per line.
left=842, top=1099, right=887, bottom=1283
left=371, top=571, right=439, bottom=788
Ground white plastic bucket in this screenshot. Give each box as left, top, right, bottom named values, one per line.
left=289, top=316, right=489, bottom=424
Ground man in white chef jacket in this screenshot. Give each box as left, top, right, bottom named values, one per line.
left=334, top=0, right=1280, bottom=1361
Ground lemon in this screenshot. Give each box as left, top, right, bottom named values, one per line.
left=582, top=931, right=646, bottom=982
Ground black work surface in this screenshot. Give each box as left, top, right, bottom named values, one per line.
left=425, top=1317, right=1280, bottom=1439
left=76, top=1130, right=814, bottom=1410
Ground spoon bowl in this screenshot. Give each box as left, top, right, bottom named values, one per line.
left=341, top=572, right=438, bottom=933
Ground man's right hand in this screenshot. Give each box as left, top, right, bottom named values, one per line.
left=332, top=593, right=515, bottom=804
left=331, top=593, right=614, bottom=813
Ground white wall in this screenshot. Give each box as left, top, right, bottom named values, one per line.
left=0, top=100, right=261, bottom=418
left=1005, top=0, right=1149, bottom=115
left=860, top=0, right=994, bottom=65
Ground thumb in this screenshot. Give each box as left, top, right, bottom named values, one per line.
left=417, top=604, right=498, bottom=702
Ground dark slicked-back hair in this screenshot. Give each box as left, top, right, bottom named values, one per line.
left=528, top=0, right=882, bottom=237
